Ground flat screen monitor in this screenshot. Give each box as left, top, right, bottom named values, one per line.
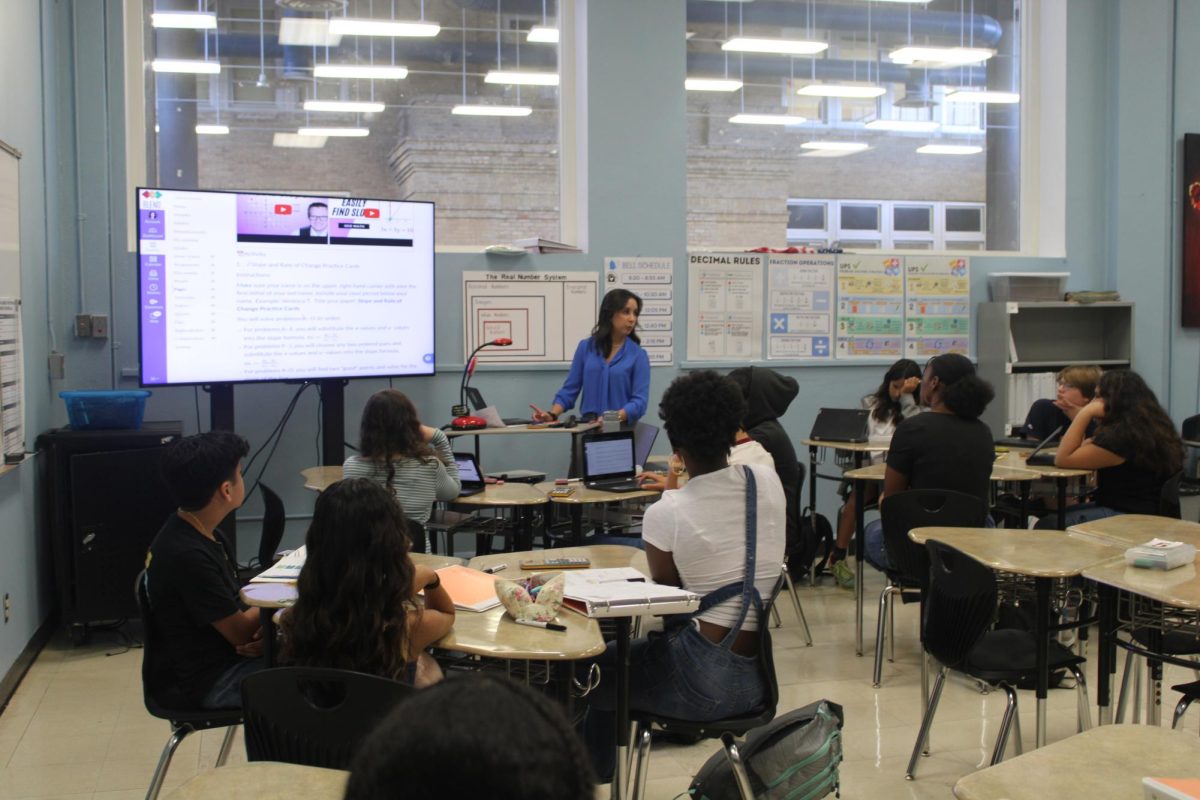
left=136, top=187, right=435, bottom=386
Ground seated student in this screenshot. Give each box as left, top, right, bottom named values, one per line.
left=582, top=370, right=786, bottom=781
left=345, top=674, right=595, bottom=800
left=863, top=354, right=996, bottom=571
left=1022, top=364, right=1103, bottom=441
left=829, top=358, right=923, bottom=589
left=279, top=478, right=454, bottom=687
left=1037, top=369, right=1183, bottom=527
left=726, top=366, right=803, bottom=573
left=343, top=389, right=461, bottom=549
left=144, top=430, right=264, bottom=709
left=637, top=418, right=774, bottom=492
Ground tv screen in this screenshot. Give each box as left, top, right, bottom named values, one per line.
left=136, top=187, right=435, bottom=386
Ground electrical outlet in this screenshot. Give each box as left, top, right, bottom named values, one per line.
left=90, top=314, right=109, bottom=338
left=3, top=593, right=10, bottom=624
left=74, top=314, right=92, bottom=338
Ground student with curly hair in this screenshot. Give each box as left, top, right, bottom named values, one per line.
left=1038, top=369, right=1183, bottom=526
left=343, top=389, right=461, bottom=550
left=581, top=370, right=786, bottom=781
left=345, top=675, right=596, bottom=800
left=862, top=353, right=996, bottom=570
left=279, top=478, right=454, bottom=686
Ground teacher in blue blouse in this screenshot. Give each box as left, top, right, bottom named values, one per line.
left=531, top=289, right=651, bottom=425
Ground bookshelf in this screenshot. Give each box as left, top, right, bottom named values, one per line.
left=977, top=301, right=1134, bottom=436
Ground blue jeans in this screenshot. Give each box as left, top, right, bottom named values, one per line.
left=864, top=515, right=996, bottom=571
left=1034, top=504, right=1123, bottom=530
left=581, top=624, right=766, bottom=781
left=201, top=657, right=266, bottom=709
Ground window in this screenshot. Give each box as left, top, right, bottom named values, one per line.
left=686, top=0, right=1021, bottom=251
left=143, top=0, right=561, bottom=248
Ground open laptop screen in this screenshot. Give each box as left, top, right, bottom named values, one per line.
left=454, top=452, right=483, bottom=484
left=583, top=434, right=636, bottom=480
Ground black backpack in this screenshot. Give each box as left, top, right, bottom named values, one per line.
left=789, top=506, right=832, bottom=580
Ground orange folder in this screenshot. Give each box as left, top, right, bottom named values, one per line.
left=433, top=565, right=502, bottom=612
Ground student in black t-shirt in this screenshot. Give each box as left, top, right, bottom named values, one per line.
left=144, top=430, right=264, bottom=708
left=1022, top=364, right=1102, bottom=441
left=862, top=353, right=996, bottom=570
left=1035, top=369, right=1183, bottom=527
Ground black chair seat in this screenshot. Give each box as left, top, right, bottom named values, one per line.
left=1171, top=679, right=1200, bottom=697
left=631, top=704, right=774, bottom=739
left=963, top=629, right=1085, bottom=682
left=1130, top=627, right=1200, bottom=655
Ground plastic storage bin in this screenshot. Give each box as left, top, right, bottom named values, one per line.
left=987, top=272, right=1069, bottom=302
left=59, top=390, right=151, bottom=430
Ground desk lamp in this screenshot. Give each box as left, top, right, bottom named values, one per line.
left=451, top=338, right=513, bottom=430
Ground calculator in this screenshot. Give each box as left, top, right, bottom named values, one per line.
left=519, top=557, right=592, bottom=569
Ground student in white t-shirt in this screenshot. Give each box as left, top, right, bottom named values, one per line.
left=581, top=370, right=786, bottom=782
left=636, top=426, right=774, bottom=492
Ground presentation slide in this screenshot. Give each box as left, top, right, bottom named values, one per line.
left=137, top=189, right=435, bottom=386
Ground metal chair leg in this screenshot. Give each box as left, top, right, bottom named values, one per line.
left=1011, top=703, right=1023, bottom=756
left=990, top=685, right=1019, bottom=766
left=906, top=667, right=947, bottom=780
left=629, top=724, right=652, bottom=800
left=1133, top=656, right=1143, bottom=723
left=145, top=725, right=194, bottom=800
left=782, top=569, right=813, bottom=646
left=721, top=732, right=755, bottom=800
left=1115, top=649, right=1135, bottom=723
left=1173, top=695, right=1195, bottom=730
left=215, top=725, right=238, bottom=767
left=770, top=602, right=782, bottom=629
left=1069, top=665, right=1092, bottom=732
left=888, top=593, right=896, bottom=663
left=873, top=585, right=897, bottom=688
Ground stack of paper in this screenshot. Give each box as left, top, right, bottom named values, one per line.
left=1124, top=539, right=1197, bottom=570
left=512, top=237, right=582, bottom=254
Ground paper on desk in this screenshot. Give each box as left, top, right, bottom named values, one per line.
left=564, top=567, right=646, bottom=592
left=478, top=405, right=506, bottom=428
left=250, top=546, right=307, bottom=583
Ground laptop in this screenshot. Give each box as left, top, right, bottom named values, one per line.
left=1024, top=425, right=1064, bottom=467
left=465, top=387, right=527, bottom=426
left=581, top=430, right=643, bottom=492
left=809, top=408, right=871, bottom=443
left=453, top=452, right=487, bottom=496
left=633, top=422, right=660, bottom=469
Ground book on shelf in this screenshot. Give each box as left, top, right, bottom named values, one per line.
left=249, top=546, right=306, bottom=584
left=432, top=565, right=503, bottom=612
left=563, top=575, right=700, bottom=618
left=512, top=237, right=582, bottom=254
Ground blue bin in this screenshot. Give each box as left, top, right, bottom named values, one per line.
left=59, top=390, right=151, bottom=430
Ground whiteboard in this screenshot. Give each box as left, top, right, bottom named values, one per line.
left=462, top=271, right=599, bottom=364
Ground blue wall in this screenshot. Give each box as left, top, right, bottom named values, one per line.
left=1, top=0, right=1197, bottom=678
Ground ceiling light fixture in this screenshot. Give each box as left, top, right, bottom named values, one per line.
left=151, top=59, right=221, bottom=74
left=303, top=100, right=386, bottom=113
left=798, top=83, right=886, bottom=99
left=686, top=77, right=743, bottom=92
left=327, top=18, right=440, bottom=38
left=273, top=133, right=327, bottom=149
left=151, top=12, right=217, bottom=29
left=527, top=26, right=559, bottom=43
left=722, top=37, right=828, bottom=56
left=944, top=90, right=1020, bottom=104
left=297, top=126, right=370, bottom=137
left=451, top=105, right=533, bottom=117
left=484, top=70, right=560, bottom=86
left=916, top=144, right=983, bottom=155
left=313, top=64, right=409, bottom=80
left=865, top=119, right=940, bottom=132
left=801, top=140, right=870, bottom=152
left=194, top=124, right=229, bottom=135
left=279, top=18, right=341, bottom=47
left=889, top=46, right=995, bottom=66
left=730, top=113, right=807, bottom=126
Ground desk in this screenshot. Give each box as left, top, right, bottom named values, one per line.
left=1069, top=514, right=1200, bottom=548
left=164, top=762, right=348, bottom=800
left=301, top=465, right=340, bottom=492
left=535, top=481, right=660, bottom=546
left=909, top=527, right=1121, bottom=747
left=840, top=462, right=1039, bottom=656
left=994, top=450, right=1093, bottom=529
left=952, top=724, right=1200, bottom=800
left=446, top=421, right=600, bottom=462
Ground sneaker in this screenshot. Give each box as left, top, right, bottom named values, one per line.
left=830, top=559, right=855, bottom=590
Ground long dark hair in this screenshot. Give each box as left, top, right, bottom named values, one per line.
left=1095, top=370, right=1183, bottom=474
left=280, top=479, right=418, bottom=680
left=927, top=353, right=994, bottom=420
left=358, top=389, right=435, bottom=492
left=868, top=358, right=922, bottom=425
left=590, top=289, right=642, bottom=356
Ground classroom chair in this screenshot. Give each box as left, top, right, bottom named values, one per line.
left=770, top=465, right=814, bottom=645
left=240, top=666, right=414, bottom=770
left=873, top=489, right=987, bottom=690
left=906, top=541, right=1089, bottom=781
left=135, top=571, right=242, bottom=800
left=625, top=575, right=784, bottom=800
left=237, top=483, right=286, bottom=584
left=1169, top=679, right=1200, bottom=729
left=1113, top=628, right=1200, bottom=724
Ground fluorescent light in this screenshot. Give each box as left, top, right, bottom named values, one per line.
left=151, top=59, right=220, bottom=74
left=527, top=26, right=559, bottom=43
left=194, top=124, right=229, bottom=135
left=686, top=77, right=743, bottom=92
left=273, top=133, right=327, bottom=149
left=151, top=12, right=216, bottom=29
left=797, top=83, right=886, bottom=99
left=722, top=37, right=828, bottom=56
left=944, top=90, right=1020, bottom=104
left=451, top=105, right=533, bottom=117
left=729, top=113, right=806, bottom=126
left=304, top=100, right=386, bottom=113
left=327, top=18, right=440, bottom=38
left=889, top=46, right=995, bottom=66
left=916, top=144, right=983, bottom=155
left=484, top=70, right=560, bottom=86
left=279, top=18, right=341, bottom=47
left=297, top=127, right=370, bottom=137
left=868, top=0, right=933, bottom=3
left=801, top=140, right=870, bottom=152
left=313, top=64, right=408, bottom=80
left=801, top=149, right=861, bottom=158
left=865, top=119, right=940, bottom=132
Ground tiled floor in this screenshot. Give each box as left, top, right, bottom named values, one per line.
left=0, top=566, right=1197, bottom=800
